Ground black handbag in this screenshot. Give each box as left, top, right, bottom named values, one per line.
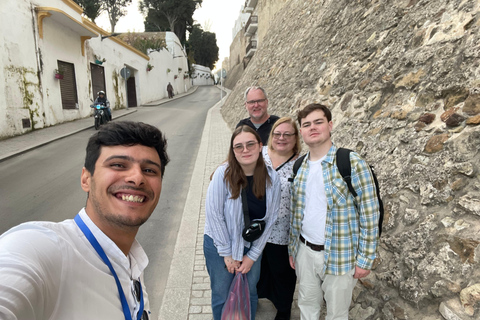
left=241, top=188, right=266, bottom=242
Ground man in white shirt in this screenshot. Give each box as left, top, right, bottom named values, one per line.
left=289, top=104, right=380, bottom=320
left=0, top=121, right=169, bottom=320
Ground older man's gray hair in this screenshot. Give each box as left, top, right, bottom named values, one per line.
left=244, top=86, right=268, bottom=101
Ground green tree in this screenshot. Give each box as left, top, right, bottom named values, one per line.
left=72, top=0, right=102, bottom=22
left=140, top=0, right=202, bottom=44
left=144, top=9, right=170, bottom=32
left=103, top=0, right=132, bottom=33
left=188, top=24, right=218, bottom=70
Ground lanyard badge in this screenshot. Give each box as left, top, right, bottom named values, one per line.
left=75, top=214, right=147, bottom=320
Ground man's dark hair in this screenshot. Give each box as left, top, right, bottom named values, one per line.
left=297, top=103, right=332, bottom=125
left=84, top=121, right=169, bottom=177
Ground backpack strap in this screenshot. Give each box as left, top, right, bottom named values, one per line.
left=288, top=154, right=307, bottom=182
left=290, top=149, right=357, bottom=199
left=336, top=148, right=357, bottom=197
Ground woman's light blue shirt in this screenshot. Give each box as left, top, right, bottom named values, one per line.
left=204, top=163, right=281, bottom=262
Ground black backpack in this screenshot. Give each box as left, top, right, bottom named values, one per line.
left=289, top=148, right=384, bottom=236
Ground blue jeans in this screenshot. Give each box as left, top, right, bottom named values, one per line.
left=203, top=234, right=262, bottom=320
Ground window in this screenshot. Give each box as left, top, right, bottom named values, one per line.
left=58, top=60, right=78, bottom=109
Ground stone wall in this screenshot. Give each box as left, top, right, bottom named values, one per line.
left=222, top=0, right=480, bottom=319
left=256, top=0, right=288, bottom=44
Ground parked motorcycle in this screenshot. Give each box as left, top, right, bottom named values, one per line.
left=90, top=103, right=109, bottom=130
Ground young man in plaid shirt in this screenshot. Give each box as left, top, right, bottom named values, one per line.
left=288, top=104, right=380, bottom=320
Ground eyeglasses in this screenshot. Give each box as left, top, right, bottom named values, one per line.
left=132, top=279, right=149, bottom=320
left=246, top=99, right=266, bottom=105
left=233, top=141, right=259, bottom=153
left=272, top=132, right=295, bottom=139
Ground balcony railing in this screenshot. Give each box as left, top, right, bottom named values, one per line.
left=246, top=40, right=257, bottom=58
left=244, top=0, right=258, bottom=12
left=245, top=15, right=258, bottom=36
left=243, top=56, right=251, bottom=69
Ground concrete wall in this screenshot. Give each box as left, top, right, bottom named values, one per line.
left=191, top=64, right=213, bottom=86
left=164, top=32, right=191, bottom=96
left=0, top=0, right=44, bottom=136
left=228, top=28, right=246, bottom=72
left=86, top=33, right=190, bottom=108
left=0, top=0, right=94, bottom=137
left=41, top=11, right=94, bottom=124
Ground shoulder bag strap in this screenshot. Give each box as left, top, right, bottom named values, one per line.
left=275, top=153, right=296, bottom=172
left=241, top=187, right=250, bottom=226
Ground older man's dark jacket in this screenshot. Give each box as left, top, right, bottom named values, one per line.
left=236, top=115, right=280, bottom=145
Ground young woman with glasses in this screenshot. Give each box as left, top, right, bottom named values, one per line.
left=203, top=125, right=281, bottom=320
left=257, top=117, right=302, bottom=320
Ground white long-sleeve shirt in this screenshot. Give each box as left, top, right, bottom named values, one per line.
left=0, top=209, right=150, bottom=320
left=204, top=163, right=281, bottom=262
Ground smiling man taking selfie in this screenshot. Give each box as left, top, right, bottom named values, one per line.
left=0, top=121, right=169, bottom=320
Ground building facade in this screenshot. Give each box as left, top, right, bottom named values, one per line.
left=0, top=0, right=190, bottom=139
left=228, top=0, right=289, bottom=72
left=191, top=64, right=214, bottom=86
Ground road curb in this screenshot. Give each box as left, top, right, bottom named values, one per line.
left=0, top=85, right=200, bottom=163
left=0, top=109, right=137, bottom=163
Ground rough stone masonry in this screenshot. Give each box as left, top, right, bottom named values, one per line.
left=221, top=0, right=480, bottom=319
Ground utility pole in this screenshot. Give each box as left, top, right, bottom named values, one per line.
left=220, top=69, right=226, bottom=105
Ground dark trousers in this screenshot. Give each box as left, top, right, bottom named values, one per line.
left=257, top=242, right=297, bottom=313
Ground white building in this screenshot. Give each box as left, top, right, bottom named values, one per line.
left=232, top=5, right=249, bottom=40
left=191, top=64, right=214, bottom=86
left=0, top=0, right=190, bottom=139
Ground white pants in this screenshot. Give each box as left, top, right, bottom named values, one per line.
left=295, top=241, right=357, bottom=320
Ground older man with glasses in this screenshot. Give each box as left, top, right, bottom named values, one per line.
left=236, top=86, right=280, bottom=145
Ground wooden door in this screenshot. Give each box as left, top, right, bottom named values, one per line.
left=58, top=61, right=78, bottom=109
left=127, top=76, right=137, bottom=107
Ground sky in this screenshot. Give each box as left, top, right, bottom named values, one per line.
left=96, top=0, right=245, bottom=71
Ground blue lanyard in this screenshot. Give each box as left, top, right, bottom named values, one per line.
left=74, top=214, right=144, bottom=320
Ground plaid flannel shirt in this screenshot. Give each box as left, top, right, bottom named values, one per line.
left=288, top=145, right=380, bottom=276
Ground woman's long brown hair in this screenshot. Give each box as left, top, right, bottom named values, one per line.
left=225, top=125, right=271, bottom=199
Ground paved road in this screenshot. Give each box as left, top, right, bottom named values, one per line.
left=0, top=85, right=221, bottom=317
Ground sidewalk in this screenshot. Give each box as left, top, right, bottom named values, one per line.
left=0, top=87, right=197, bottom=162
left=158, top=90, right=300, bottom=320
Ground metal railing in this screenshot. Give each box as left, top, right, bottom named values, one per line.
left=246, top=40, right=257, bottom=53
left=244, top=0, right=258, bottom=10
left=245, top=15, right=258, bottom=33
